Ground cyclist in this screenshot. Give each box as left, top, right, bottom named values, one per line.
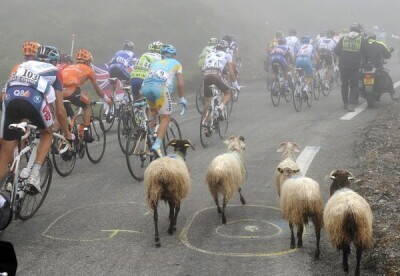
left=265, top=31, right=284, bottom=73
left=61, top=49, right=111, bottom=142
left=286, top=29, right=300, bottom=58
left=141, top=44, right=187, bottom=156
left=222, top=35, right=241, bottom=77
left=0, top=45, right=72, bottom=194
left=296, top=36, right=319, bottom=92
left=270, top=38, right=293, bottom=89
left=202, top=40, right=237, bottom=121
left=198, top=38, right=218, bottom=69
left=317, top=30, right=337, bottom=89
left=108, top=40, right=137, bottom=82
left=130, top=41, right=163, bottom=100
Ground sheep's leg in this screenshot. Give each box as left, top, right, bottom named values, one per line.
left=213, top=192, right=222, bottom=214
left=221, top=197, right=227, bottom=224
left=297, top=224, right=304, bottom=248
left=167, top=201, right=175, bottom=235
left=342, top=244, right=351, bottom=273
left=289, top=222, right=295, bottom=249
left=355, top=246, right=363, bottom=276
left=172, top=203, right=180, bottom=233
left=153, top=203, right=161, bottom=247
left=312, top=215, right=322, bottom=260
left=238, top=188, right=246, bottom=205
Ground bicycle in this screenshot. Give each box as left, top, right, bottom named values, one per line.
left=125, top=99, right=183, bottom=181
left=199, top=84, right=230, bottom=148
left=51, top=100, right=106, bottom=177
left=99, top=78, right=126, bottom=132
left=0, top=122, right=53, bottom=230
left=269, top=63, right=293, bottom=107
left=292, top=68, right=313, bottom=112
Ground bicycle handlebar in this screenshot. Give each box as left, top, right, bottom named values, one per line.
left=9, top=122, right=37, bottom=140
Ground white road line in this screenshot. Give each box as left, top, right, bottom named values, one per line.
left=340, top=102, right=367, bottom=121
left=296, top=146, right=320, bottom=176
left=394, top=81, right=400, bottom=89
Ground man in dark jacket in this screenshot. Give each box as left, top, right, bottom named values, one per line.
left=335, top=23, right=367, bottom=111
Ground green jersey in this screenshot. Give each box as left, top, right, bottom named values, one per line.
left=131, top=52, right=162, bottom=79
left=198, top=46, right=215, bottom=69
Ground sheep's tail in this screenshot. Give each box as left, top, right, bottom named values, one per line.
left=343, top=210, right=373, bottom=250
left=206, top=168, right=234, bottom=202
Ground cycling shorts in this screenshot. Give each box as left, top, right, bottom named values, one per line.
left=131, top=78, right=144, bottom=98
left=270, top=55, right=288, bottom=71
left=141, top=82, right=172, bottom=115
left=109, top=64, right=131, bottom=82
left=296, top=57, right=313, bottom=76
left=203, top=73, right=230, bottom=97
left=64, top=87, right=90, bottom=108
left=0, top=86, right=53, bottom=140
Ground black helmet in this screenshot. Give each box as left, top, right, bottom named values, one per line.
left=36, top=45, right=60, bottom=64
left=0, top=192, right=12, bottom=230
left=288, top=29, right=297, bottom=36
left=367, top=32, right=377, bottom=40
left=350, top=23, right=362, bottom=33
left=275, top=31, right=284, bottom=39
left=123, top=40, right=135, bottom=51
left=222, top=35, right=233, bottom=44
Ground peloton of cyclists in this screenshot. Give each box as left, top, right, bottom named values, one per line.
left=316, top=30, right=337, bottom=89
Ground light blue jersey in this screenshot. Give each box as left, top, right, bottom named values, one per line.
left=144, top=58, right=183, bottom=94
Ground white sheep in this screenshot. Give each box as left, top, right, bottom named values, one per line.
left=324, top=170, right=373, bottom=276
left=206, top=136, right=246, bottom=224
left=278, top=161, right=323, bottom=259
left=145, top=139, right=194, bottom=247
left=275, top=142, right=301, bottom=196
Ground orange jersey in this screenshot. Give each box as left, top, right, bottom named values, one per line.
left=61, top=63, right=96, bottom=91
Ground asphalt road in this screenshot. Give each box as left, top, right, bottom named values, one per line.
left=2, top=63, right=400, bottom=276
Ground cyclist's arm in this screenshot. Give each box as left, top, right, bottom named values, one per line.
left=89, top=76, right=105, bottom=99
left=227, top=62, right=236, bottom=82
left=55, top=90, right=71, bottom=138
left=176, top=73, right=184, bottom=98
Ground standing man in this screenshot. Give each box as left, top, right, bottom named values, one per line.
left=335, top=23, right=367, bottom=111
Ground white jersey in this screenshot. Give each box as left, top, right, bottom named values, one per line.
left=8, top=60, right=59, bottom=103
left=297, top=44, right=314, bottom=58
left=317, top=37, right=336, bottom=52
left=285, top=36, right=300, bottom=56
left=203, top=50, right=232, bottom=72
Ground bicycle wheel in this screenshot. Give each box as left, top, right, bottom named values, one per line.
left=293, top=82, right=303, bottom=112
left=51, top=132, right=76, bottom=177
left=163, top=117, right=182, bottom=155
left=100, top=103, right=116, bottom=133
left=200, top=110, right=213, bottom=148
left=285, top=77, right=294, bottom=103
left=17, top=157, right=52, bottom=220
left=270, top=79, right=281, bottom=107
left=313, top=77, right=321, bottom=100
left=117, top=108, right=133, bottom=154
left=196, top=81, right=204, bottom=114
left=306, top=86, right=313, bottom=108
left=125, top=128, right=152, bottom=181
left=86, top=117, right=106, bottom=163
left=217, top=111, right=229, bottom=139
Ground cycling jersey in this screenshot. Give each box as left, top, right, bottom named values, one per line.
left=61, top=63, right=96, bottom=95
left=1, top=61, right=61, bottom=139
left=202, top=50, right=233, bottom=74
left=296, top=44, right=316, bottom=76
left=270, top=45, right=291, bottom=69
left=318, top=37, right=336, bottom=52
left=130, top=52, right=161, bottom=79
left=286, top=36, right=300, bottom=57
left=144, top=58, right=183, bottom=94
left=198, top=46, right=216, bottom=69
left=109, top=50, right=136, bottom=72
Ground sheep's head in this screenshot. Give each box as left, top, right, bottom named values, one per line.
left=277, top=158, right=301, bottom=177
left=277, top=141, right=300, bottom=159
left=224, top=136, right=245, bottom=153
left=167, top=139, right=195, bottom=159
left=329, top=169, right=354, bottom=196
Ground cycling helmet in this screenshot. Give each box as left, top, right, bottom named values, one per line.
left=216, top=39, right=229, bottom=50
left=23, top=41, right=41, bottom=57
left=275, top=31, right=284, bottom=39
left=0, top=192, right=12, bottom=230
left=148, top=41, right=163, bottom=53
left=123, top=40, right=135, bottom=51
left=300, top=36, right=311, bottom=44
left=37, top=45, right=60, bottom=64
left=161, top=44, right=177, bottom=57
left=222, top=35, right=234, bottom=44
left=208, top=37, right=218, bottom=46
left=288, top=29, right=297, bottom=36
left=350, top=23, right=362, bottom=33
left=278, top=38, right=287, bottom=45
left=75, top=48, right=93, bottom=64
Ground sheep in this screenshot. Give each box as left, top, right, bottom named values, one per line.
left=206, top=136, right=246, bottom=224
left=324, top=170, right=373, bottom=276
left=144, top=139, right=194, bottom=247
left=277, top=161, right=323, bottom=259
left=275, top=142, right=301, bottom=196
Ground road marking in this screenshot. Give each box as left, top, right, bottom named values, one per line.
left=340, top=102, right=367, bottom=121
left=394, top=81, right=400, bottom=88
left=295, top=146, right=320, bottom=176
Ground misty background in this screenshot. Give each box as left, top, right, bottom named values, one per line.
left=1, top=0, right=400, bottom=89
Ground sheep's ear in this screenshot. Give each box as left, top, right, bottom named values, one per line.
left=277, top=168, right=283, bottom=173
left=166, top=139, right=177, bottom=148
left=277, top=142, right=287, bottom=152
left=239, top=136, right=245, bottom=142
left=292, top=143, right=301, bottom=153
left=184, top=139, right=195, bottom=150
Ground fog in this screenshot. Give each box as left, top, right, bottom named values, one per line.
left=1, top=0, right=400, bottom=85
